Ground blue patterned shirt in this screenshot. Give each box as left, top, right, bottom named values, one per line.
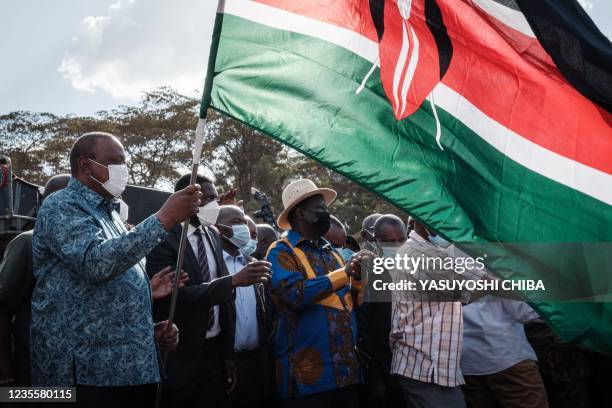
left=267, top=230, right=361, bottom=398
left=30, top=178, right=168, bottom=386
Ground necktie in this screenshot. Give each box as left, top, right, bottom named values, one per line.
left=194, top=228, right=215, bottom=331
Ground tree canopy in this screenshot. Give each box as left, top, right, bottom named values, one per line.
left=0, top=87, right=404, bottom=234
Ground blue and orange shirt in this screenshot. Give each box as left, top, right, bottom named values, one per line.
left=266, top=230, right=363, bottom=398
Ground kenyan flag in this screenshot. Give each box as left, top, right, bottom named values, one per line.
left=199, top=0, right=612, bottom=352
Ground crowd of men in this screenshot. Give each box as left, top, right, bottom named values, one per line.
left=0, top=131, right=609, bottom=407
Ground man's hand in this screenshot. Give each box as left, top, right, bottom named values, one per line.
left=225, top=359, right=238, bottom=394
left=154, top=320, right=179, bottom=352
left=231, top=261, right=271, bottom=287
left=156, top=184, right=202, bottom=230
left=218, top=188, right=243, bottom=207
left=150, top=266, right=189, bottom=300
left=345, top=250, right=376, bottom=280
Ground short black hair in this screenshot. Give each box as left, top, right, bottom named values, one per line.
left=374, top=214, right=406, bottom=237
left=69, top=132, right=115, bottom=175
left=174, top=173, right=213, bottom=192
left=361, top=213, right=382, bottom=232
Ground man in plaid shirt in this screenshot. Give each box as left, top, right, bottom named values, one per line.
left=384, top=217, right=486, bottom=408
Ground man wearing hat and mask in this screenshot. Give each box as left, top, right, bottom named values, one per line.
left=267, top=179, right=368, bottom=407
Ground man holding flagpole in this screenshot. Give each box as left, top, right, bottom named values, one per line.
left=30, top=132, right=202, bottom=407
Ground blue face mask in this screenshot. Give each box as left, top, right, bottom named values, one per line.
left=336, top=247, right=355, bottom=262
left=381, top=246, right=398, bottom=258
left=429, top=235, right=450, bottom=248
left=219, top=224, right=251, bottom=249
left=243, top=238, right=257, bottom=255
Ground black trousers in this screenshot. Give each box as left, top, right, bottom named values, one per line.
left=75, top=383, right=156, bottom=408
left=361, top=363, right=405, bottom=408
left=279, top=385, right=360, bottom=408
left=161, top=335, right=228, bottom=408
left=229, top=346, right=272, bottom=408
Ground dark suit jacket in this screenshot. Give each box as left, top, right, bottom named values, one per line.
left=0, top=230, right=33, bottom=386
left=146, top=224, right=236, bottom=391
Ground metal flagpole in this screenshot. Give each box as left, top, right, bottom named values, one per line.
left=154, top=2, right=224, bottom=407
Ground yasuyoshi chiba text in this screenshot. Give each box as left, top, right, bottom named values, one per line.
left=372, top=279, right=546, bottom=292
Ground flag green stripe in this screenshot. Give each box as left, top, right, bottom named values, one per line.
left=209, top=13, right=612, bottom=352
left=211, top=14, right=611, bottom=242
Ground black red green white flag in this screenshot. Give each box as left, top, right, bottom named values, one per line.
left=199, top=0, right=612, bottom=352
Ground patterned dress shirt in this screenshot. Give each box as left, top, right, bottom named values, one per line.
left=389, top=231, right=484, bottom=387
left=30, top=178, right=167, bottom=386
left=267, top=230, right=361, bottom=399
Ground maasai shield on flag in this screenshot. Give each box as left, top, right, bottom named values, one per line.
left=201, top=0, right=612, bottom=352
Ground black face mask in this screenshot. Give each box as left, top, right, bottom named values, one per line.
left=303, top=209, right=331, bottom=236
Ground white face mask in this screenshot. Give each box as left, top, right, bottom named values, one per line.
left=197, top=200, right=220, bottom=226
left=219, top=223, right=251, bottom=249
left=89, top=159, right=129, bottom=197
left=243, top=238, right=257, bottom=255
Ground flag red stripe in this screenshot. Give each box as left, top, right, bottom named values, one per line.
left=437, top=0, right=612, bottom=174
left=251, top=0, right=612, bottom=174
left=470, top=1, right=557, bottom=70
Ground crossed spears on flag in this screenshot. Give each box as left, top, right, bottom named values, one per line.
left=358, top=0, right=453, bottom=151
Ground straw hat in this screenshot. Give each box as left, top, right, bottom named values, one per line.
left=277, top=179, right=337, bottom=230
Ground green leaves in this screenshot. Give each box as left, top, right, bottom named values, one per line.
left=0, top=87, right=403, bottom=235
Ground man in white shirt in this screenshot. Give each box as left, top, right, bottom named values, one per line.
left=461, top=297, right=548, bottom=407
left=217, top=206, right=275, bottom=408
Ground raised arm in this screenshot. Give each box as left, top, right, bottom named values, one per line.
left=267, top=244, right=348, bottom=311
left=36, top=202, right=167, bottom=284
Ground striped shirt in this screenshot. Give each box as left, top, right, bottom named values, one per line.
left=389, top=231, right=484, bottom=387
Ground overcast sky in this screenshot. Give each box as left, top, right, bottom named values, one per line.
left=1, top=0, right=609, bottom=116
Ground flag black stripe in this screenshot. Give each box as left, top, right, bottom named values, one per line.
left=425, top=0, right=453, bottom=79
left=516, top=0, right=612, bottom=113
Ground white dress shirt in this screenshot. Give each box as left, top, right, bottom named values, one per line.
left=186, top=224, right=221, bottom=339
left=222, top=250, right=260, bottom=351
left=461, top=296, right=540, bottom=375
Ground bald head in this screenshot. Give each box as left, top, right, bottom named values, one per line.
left=361, top=213, right=382, bottom=242
left=253, top=223, right=278, bottom=260
left=69, top=132, right=120, bottom=176
left=43, top=174, right=71, bottom=198
left=256, top=224, right=277, bottom=242
left=374, top=214, right=407, bottom=244
left=217, top=205, right=245, bottom=226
